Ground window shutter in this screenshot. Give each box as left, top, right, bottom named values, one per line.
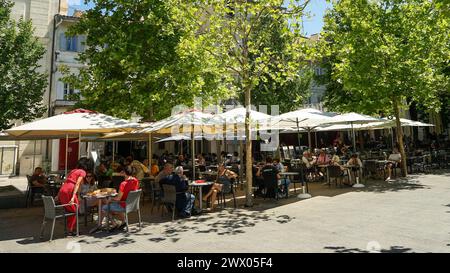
left=72, top=36, right=78, bottom=52
left=78, top=35, right=86, bottom=52
left=60, top=33, right=66, bottom=51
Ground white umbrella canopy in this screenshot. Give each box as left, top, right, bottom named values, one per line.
left=273, top=108, right=336, bottom=128
left=272, top=108, right=337, bottom=148
left=326, top=112, right=383, bottom=152
left=139, top=109, right=216, bottom=135
left=139, top=109, right=217, bottom=180
left=213, top=107, right=272, bottom=125
left=6, top=109, right=140, bottom=138
left=154, top=135, right=206, bottom=143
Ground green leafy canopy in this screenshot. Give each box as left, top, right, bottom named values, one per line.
left=0, top=0, right=47, bottom=130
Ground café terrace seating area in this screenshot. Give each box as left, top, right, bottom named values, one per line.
left=1, top=107, right=449, bottom=241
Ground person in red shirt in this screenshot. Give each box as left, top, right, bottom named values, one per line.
left=57, top=157, right=92, bottom=236
left=98, top=165, right=139, bottom=230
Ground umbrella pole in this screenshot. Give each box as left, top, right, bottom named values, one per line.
left=65, top=134, right=68, bottom=177
left=315, top=131, right=318, bottom=149
left=296, top=118, right=301, bottom=151
left=32, top=140, right=36, bottom=171
left=78, top=130, right=81, bottom=159
left=308, top=129, right=312, bottom=151
left=351, top=122, right=356, bottom=153
left=112, top=141, right=115, bottom=166
left=191, top=125, right=195, bottom=181
left=390, top=128, right=395, bottom=149
left=148, top=133, right=152, bottom=169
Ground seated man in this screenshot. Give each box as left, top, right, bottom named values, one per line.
left=385, top=148, right=401, bottom=181
left=252, top=163, right=265, bottom=196
left=257, top=157, right=281, bottom=198
left=160, top=167, right=195, bottom=218
left=96, top=165, right=140, bottom=231
left=30, top=167, right=47, bottom=188
left=273, top=158, right=290, bottom=197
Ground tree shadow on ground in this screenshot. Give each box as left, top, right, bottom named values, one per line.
left=361, top=177, right=429, bottom=193
left=324, top=245, right=413, bottom=253
left=145, top=208, right=295, bottom=243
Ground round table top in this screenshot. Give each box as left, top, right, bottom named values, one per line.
left=280, top=172, right=299, bottom=176
left=189, top=181, right=214, bottom=186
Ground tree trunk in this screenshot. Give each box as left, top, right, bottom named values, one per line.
left=393, top=97, right=408, bottom=177
left=244, top=85, right=253, bottom=207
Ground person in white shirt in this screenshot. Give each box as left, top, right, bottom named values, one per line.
left=302, top=150, right=317, bottom=180
left=346, top=153, right=363, bottom=185
left=386, top=148, right=401, bottom=181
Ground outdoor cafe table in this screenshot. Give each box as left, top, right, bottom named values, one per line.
left=83, top=191, right=118, bottom=233
left=280, top=172, right=311, bottom=199
left=189, top=181, right=214, bottom=210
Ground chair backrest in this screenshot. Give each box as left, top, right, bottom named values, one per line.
left=363, top=160, right=378, bottom=173
left=261, top=167, right=278, bottom=189
left=327, top=165, right=343, bottom=178
left=42, top=195, right=56, bottom=219
left=26, top=175, right=32, bottom=190
left=111, top=176, right=124, bottom=191
left=218, top=177, right=233, bottom=194
left=125, top=189, right=142, bottom=213
left=140, top=177, right=153, bottom=191
left=161, top=184, right=177, bottom=205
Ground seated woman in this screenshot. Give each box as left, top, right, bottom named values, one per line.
left=316, top=149, right=331, bottom=179
left=302, top=150, right=317, bottom=181
left=96, top=165, right=139, bottom=231
left=345, top=153, right=363, bottom=186
left=79, top=172, right=98, bottom=214
left=385, top=148, right=401, bottom=181
left=203, top=164, right=237, bottom=211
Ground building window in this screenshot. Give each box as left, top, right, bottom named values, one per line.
left=63, top=83, right=76, bottom=99
left=60, top=33, right=85, bottom=52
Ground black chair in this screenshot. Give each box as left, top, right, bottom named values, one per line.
left=261, top=170, right=279, bottom=200
left=363, top=160, right=385, bottom=180
left=326, top=165, right=346, bottom=187
left=289, top=168, right=304, bottom=193
left=97, top=176, right=112, bottom=188
left=25, top=175, right=45, bottom=207
left=111, top=176, right=124, bottom=191
left=40, top=196, right=78, bottom=241
left=217, top=179, right=237, bottom=208
left=140, top=177, right=153, bottom=205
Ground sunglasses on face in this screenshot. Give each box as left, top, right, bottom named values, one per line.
left=86, top=175, right=93, bottom=178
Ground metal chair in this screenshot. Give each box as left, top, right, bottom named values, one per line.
left=161, top=184, right=177, bottom=221
left=149, top=180, right=162, bottom=214
left=123, top=189, right=142, bottom=232
left=39, top=195, right=78, bottom=242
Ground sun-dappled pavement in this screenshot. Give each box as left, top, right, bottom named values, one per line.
left=1, top=172, right=450, bottom=253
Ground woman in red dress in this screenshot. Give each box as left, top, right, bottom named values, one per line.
left=57, top=157, right=92, bottom=236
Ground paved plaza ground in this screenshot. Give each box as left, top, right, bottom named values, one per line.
left=1, top=171, right=450, bottom=253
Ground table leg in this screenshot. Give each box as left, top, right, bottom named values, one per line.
left=297, top=178, right=312, bottom=199
left=199, top=187, right=203, bottom=210
left=84, top=198, right=88, bottom=227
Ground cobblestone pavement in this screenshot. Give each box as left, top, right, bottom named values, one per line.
left=1, top=171, right=450, bottom=253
